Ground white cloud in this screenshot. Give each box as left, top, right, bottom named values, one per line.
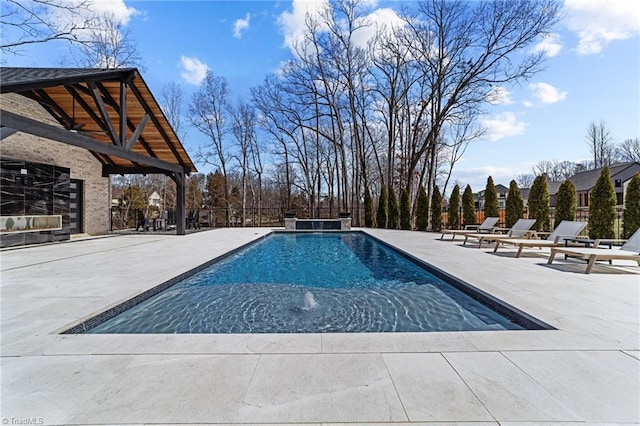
left=180, top=56, right=209, bottom=85
left=49, top=0, right=139, bottom=39
left=233, top=13, right=251, bottom=39
left=522, top=101, right=534, bottom=108
left=277, top=0, right=403, bottom=53
left=529, top=82, right=568, bottom=104
left=531, top=33, right=562, bottom=57
left=360, top=0, right=380, bottom=7
left=352, top=7, right=405, bottom=48
left=89, top=0, right=139, bottom=25
left=564, top=0, right=640, bottom=54
left=486, top=86, right=513, bottom=105
left=278, top=0, right=328, bottom=53
left=481, top=112, right=527, bottom=141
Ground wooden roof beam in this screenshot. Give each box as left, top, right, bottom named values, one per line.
left=87, top=80, right=156, bottom=157
left=125, top=114, right=149, bottom=151
left=65, top=85, right=109, bottom=134
left=88, top=81, right=119, bottom=146
left=16, top=89, right=117, bottom=167
left=128, top=82, right=188, bottom=168
left=0, top=109, right=185, bottom=175
left=102, top=165, right=175, bottom=177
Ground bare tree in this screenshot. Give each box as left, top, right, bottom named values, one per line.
left=586, top=120, right=616, bottom=169
left=65, top=12, right=143, bottom=69
left=249, top=0, right=558, bottom=226
left=618, top=137, right=640, bottom=162
left=517, top=173, right=535, bottom=188
left=437, top=115, right=483, bottom=197
left=160, top=81, right=187, bottom=141
left=252, top=74, right=310, bottom=213
left=1, top=0, right=94, bottom=55
left=229, top=99, right=258, bottom=226
left=248, top=132, right=265, bottom=225
left=532, top=160, right=576, bottom=182
left=189, top=70, right=232, bottom=226
left=395, top=0, right=559, bottom=225
left=369, top=23, right=420, bottom=205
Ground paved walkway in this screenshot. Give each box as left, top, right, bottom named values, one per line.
left=1, top=228, right=638, bottom=425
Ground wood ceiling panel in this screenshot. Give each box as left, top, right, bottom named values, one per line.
left=1, top=68, right=196, bottom=174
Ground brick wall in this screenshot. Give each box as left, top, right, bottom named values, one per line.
left=1, top=93, right=110, bottom=235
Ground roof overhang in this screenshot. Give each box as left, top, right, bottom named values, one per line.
left=0, top=67, right=196, bottom=176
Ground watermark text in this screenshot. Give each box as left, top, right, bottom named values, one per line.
left=2, top=418, right=45, bottom=425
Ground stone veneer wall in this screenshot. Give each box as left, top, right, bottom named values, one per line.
left=1, top=93, right=110, bottom=235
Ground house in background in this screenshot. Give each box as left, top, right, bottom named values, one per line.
left=474, top=184, right=510, bottom=210
left=148, top=191, right=162, bottom=209
left=111, top=188, right=124, bottom=208
left=546, top=181, right=563, bottom=207
left=471, top=160, right=640, bottom=211
left=565, top=162, right=640, bottom=207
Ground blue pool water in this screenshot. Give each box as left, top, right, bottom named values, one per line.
left=88, top=232, right=527, bottom=333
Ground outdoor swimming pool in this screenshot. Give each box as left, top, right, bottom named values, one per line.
left=77, top=232, right=548, bottom=334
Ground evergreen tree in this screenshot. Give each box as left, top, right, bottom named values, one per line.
left=588, top=166, right=616, bottom=239
left=415, top=185, right=429, bottom=231
left=528, top=175, right=551, bottom=231
left=505, top=180, right=523, bottom=228
left=363, top=187, right=374, bottom=227
left=376, top=185, right=387, bottom=229
left=462, top=185, right=476, bottom=226
left=623, top=173, right=640, bottom=238
left=185, top=173, right=205, bottom=210
left=430, top=185, right=443, bottom=232
left=483, top=176, right=500, bottom=218
left=206, top=170, right=229, bottom=226
left=448, top=184, right=461, bottom=229
left=387, top=187, right=399, bottom=229
left=119, top=185, right=147, bottom=228
left=400, top=188, right=411, bottom=229
left=554, top=180, right=577, bottom=228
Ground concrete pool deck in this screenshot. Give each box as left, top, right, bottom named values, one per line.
left=1, top=227, right=638, bottom=425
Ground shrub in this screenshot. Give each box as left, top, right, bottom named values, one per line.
left=528, top=175, right=551, bottom=231
left=623, top=173, right=640, bottom=238
left=448, top=184, right=461, bottom=229
left=430, top=185, right=443, bottom=231
left=554, top=180, right=577, bottom=228
left=588, top=166, right=616, bottom=239
left=376, top=184, right=387, bottom=228
left=400, top=188, right=411, bottom=229
left=415, top=185, right=429, bottom=231
left=483, top=176, right=500, bottom=219
left=364, top=187, right=374, bottom=227
left=462, top=184, right=476, bottom=226
left=505, top=180, right=523, bottom=228
left=387, top=187, right=399, bottom=229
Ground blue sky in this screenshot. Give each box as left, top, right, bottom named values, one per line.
left=4, top=0, right=640, bottom=192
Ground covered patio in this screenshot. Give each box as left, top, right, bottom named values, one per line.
left=0, top=67, right=197, bottom=237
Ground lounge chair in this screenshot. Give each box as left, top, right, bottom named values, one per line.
left=546, top=228, right=640, bottom=273
left=440, top=217, right=499, bottom=241
left=493, top=220, right=587, bottom=258
left=463, top=218, right=536, bottom=248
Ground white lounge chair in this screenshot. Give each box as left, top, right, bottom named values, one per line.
left=493, top=220, right=587, bottom=258
left=547, top=228, right=640, bottom=273
left=463, top=218, right=536, bottom=248
left=440, top=217, right=499, bottom=241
